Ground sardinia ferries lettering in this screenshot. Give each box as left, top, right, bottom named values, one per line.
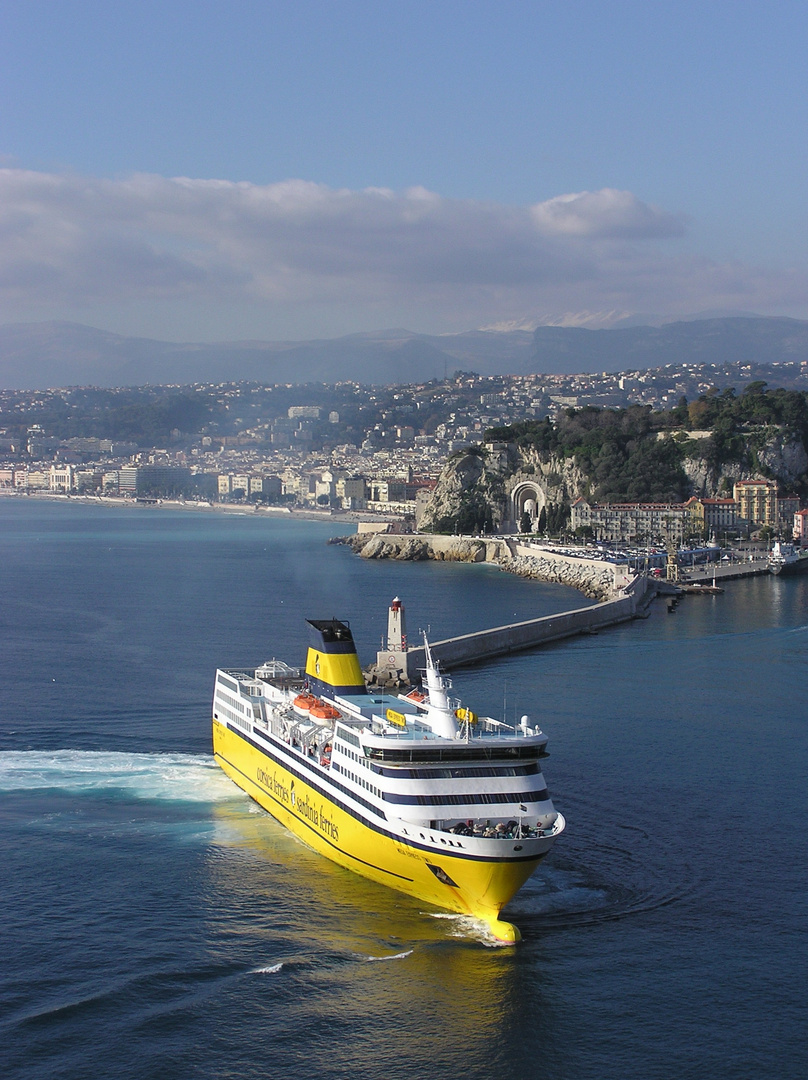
left=256, top=768, right=338, bottom=842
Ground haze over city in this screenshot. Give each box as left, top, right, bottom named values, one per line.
left=2, top=0, right=808, bottom=361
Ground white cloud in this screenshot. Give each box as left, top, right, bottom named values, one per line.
left=0, top=168, right=804, bottom=336
left=529, top=188, right=684, bottom=238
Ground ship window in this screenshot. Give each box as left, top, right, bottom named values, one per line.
left=382, top=789, right=549, bottom=806
left=369, top=763, right=540, bottom=780
left=368, top=746, right=542, bottom=764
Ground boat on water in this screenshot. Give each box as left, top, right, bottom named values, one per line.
left=212, top=599, right=565, bottom=943
left=767, top=541, right=808, bottom=576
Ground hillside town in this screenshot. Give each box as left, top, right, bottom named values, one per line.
left=3, top=359, right=808, bottom=545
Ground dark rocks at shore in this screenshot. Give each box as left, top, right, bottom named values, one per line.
left=329, top=533, right=616, bottom=600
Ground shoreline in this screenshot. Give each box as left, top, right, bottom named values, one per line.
left=0, top=489, right=385, bottom=525
left=331, top=531, right=624, bottom=601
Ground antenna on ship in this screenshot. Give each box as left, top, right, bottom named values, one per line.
left=422, top=632, right=459, bottom=739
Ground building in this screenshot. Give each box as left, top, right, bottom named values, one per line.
left=794, top=508, right=808, bottom=546
left=733, top=480, right=778, bottom=527
left=684, top=496, right=737, bottom=536
left=777, top=494, right=800, bottom=526
left=287, top=406, right=322, bottom=420
left=570, top=499, right=690, bottom=543
left=336, top=477, right=368, bottom=509
left=49, top=464, right=75, bottom=492
left=119, top=466, right=191, bottom=495
left=24, top=469, right=50, bottom=490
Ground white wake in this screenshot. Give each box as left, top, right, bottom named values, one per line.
left=0, top=750, right=241, bottom=803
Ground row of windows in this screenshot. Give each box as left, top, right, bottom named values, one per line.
left=335, top=726, right=361, bottom=749
left=215, top=704, right=250, bottom=732
left=341, top=745, right=365, bottom=767
left=216, top=689, right=245, bottom=716
left=218, top=673, right=239, bottom=694
left=370, top=763, right=540, bottom=780
left=332, top=761, right=381, bottom=800
left=382, top=788, right=549, bottom=806
left=368, top=745, right=543, bottom=764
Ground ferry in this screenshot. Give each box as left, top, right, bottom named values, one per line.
left=768, top=541, right=808, bottom=576
left=212, top=599, right=565, bottom=942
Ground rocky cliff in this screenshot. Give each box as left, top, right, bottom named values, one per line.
left=418, top=443, right=590, bottom=535
left=419, top=415, right=808, bottom=534
left=330, top=533, right=616, bottom=600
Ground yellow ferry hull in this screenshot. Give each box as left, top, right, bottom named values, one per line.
left=213, top=720, right=544, bottom=941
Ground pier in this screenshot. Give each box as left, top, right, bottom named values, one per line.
left=354, top=533, right=776, bottom=678
left=404, top=574, right=649, bottom=676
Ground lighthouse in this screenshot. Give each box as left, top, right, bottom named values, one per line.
left=374, top=596, right=409, bottom=685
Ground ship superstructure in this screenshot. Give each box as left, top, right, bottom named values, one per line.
left=212, top=601, right=565, bottom=942
left=768, top=541, right=808, bottom=576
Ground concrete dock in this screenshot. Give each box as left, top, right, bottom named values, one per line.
left=404, top=574, right=650, bottom=676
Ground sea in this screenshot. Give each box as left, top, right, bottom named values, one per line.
left=1, top=497, right=806, bottom=1080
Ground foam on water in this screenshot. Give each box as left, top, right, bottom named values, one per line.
left=0, top=750, right=243, bottom=804
left=251, top=962, right=284, bottom=975
left=425, top=913, right=507, bottom=946
left=364, top=950, right=413, bottom=962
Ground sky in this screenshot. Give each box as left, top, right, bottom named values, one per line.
left=1, top=0, right=807, bottom=342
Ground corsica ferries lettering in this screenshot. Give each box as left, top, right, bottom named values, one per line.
left=256, top=767, right=339, bottom=842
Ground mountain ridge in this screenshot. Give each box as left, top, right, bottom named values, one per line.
left=1, top=316, right=807, bottom=389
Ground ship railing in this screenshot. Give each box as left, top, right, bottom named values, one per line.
left=266, top=711, right=334, bottom=766
left=431, top=814, right=561, bottom=841
left=368, top=723, right=546, bottom=744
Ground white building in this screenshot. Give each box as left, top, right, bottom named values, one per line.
left=50, top=464, right=75, bottom=492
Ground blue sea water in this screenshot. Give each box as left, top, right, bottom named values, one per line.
left=1, top=498, right=806, bottom=1080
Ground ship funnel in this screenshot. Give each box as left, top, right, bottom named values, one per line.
left=305, top=619, right=367, bottom=698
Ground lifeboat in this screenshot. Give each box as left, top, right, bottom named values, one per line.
left=309, top=702, right=340, bottom=721
left=292, top=693, right=317, bottom=717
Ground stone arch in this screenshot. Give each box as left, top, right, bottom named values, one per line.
left=511, top=481, right=546, bottom=531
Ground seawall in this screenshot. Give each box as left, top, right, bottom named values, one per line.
left=331, top=532, right=623, bottom=600
left=403, top=575, right=646, bottom=675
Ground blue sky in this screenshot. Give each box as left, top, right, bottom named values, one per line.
left=2, top=1, right=807, bottom=341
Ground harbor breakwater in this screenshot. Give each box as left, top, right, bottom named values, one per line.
left=404, top=581, right=645, bottom=674
left=331, top=532, right=650, bottom=674
left=330, top=533, right=622, bottom=601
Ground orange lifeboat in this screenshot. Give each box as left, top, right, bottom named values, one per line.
left=292, top=693, right=317, bottom=717
left=309, top=702, right=341, bottom=721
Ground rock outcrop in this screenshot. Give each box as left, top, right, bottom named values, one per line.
left=498, top=553, right=614, bottom=600
left=418, top=443, right=589, bottom=534
left=330, top=533, right=616, bottom=600
left=419, top=422, right=808, bottom=533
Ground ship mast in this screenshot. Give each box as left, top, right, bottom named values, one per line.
left=422, top=634, right=459, bottom=739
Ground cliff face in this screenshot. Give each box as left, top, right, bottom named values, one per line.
left=421, top=426, right=808, bottom=533
left=683, top=429, right=808, bottom=497
left=419, top=444, right=592, bottom=534
left=417, top=448, right=508, bottom=533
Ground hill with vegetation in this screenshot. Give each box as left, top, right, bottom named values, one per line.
left=420, top=383, right=808, bottom=534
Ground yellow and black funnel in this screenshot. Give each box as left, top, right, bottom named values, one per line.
left=305, top=619, right=367, bottom=698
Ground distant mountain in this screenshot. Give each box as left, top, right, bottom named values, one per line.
left=0, top=322, right=536, bottom=389
left=528, top=317, right=808, bottom=375
left=0, top=316, right=807, bottom=389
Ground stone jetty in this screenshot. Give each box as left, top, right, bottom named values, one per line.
left=330, top=533, right=621, bottom=601
left=331, top=532, right=651, bottom=676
